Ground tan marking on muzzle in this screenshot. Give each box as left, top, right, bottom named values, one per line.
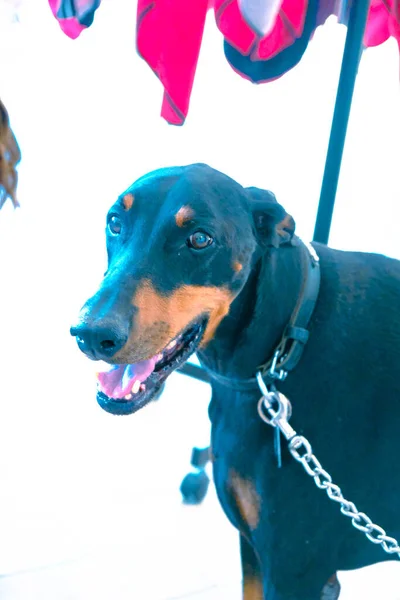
left=175, top=205, right=194, bottom=227
left=230, top=470, right=260, bottom=531
left=122, top=193, right=134, bottom=211
left=114, top=280, right=234, bottom=363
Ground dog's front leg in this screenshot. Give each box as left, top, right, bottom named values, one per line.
left=240, top=534, right=264, bottom=599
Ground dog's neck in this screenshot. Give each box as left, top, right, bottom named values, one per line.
left=199, top=241, right=305, bottom=380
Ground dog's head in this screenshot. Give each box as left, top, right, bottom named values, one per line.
left=71, top=164, right=295, bottom=414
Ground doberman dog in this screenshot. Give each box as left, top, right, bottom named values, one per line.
left=71, top=164, right=400, bottom=599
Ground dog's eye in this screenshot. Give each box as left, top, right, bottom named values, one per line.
left=108, top=215, right=122, bottom=235
left=187, top=231, right=213, bottom=250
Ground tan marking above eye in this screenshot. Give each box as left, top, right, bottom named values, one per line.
left=233, top=261, right=243, bottom=273
left=122, top=193, right=134, bottom=211
left=113, top=280, right=234, bottom=363
left=175, top=205, right=194, bottom=228
left=230, top=470, right=260, bottom=531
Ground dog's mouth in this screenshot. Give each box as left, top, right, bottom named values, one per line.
left=95, top=317, right=208, bottom=415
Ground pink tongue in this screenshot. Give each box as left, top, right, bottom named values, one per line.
left=96, top=357, right=158, bottom=399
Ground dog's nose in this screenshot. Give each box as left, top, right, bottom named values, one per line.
left=70, top=322, right=128, bottom=360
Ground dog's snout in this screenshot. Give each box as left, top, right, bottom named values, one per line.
left=70, top=322, right=128, bottom=360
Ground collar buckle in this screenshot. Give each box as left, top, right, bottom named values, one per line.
left=268, top=350, right=288, bottom=382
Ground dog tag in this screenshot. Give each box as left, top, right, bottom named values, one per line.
left=274, top=427, right=282, bottom=468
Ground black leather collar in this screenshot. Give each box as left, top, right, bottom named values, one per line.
left=202, top=240, right=321, bottom=392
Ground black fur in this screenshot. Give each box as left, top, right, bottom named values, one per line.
left=72, top=164, right=400, bottom=599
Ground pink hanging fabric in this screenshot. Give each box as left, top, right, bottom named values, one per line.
left=48, top=0, right=101, bottom=39
left=365, top=0, right=400, bottom=51
left=48, top=0, right=400, bottom=124
left=214, top=0, right=308, bottom=60
left=136, top=0, right=210, bottom=125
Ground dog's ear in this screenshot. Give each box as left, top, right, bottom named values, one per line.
left=246, top=187, right=295, bottom=247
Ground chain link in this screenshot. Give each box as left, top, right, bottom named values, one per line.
left=257, top=383, right=400, bottom=559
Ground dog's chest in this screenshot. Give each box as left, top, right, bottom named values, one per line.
left=209, top=402, right=278, bottom=536
left=209, top=391, right=337, bottom=540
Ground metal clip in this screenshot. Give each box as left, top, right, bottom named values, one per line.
left=268, top=350, right=288, bottom=381
left=256, top=377, right=296, bottom=442
left=256, top=370, right=271, bottom=397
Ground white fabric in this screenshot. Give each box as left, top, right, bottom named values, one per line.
left=238, top=0, right=283, bottom=36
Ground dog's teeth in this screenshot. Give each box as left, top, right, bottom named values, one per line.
left=167, top=340, right=177, bottom=350
left=132, top=380, right=141, bottom=394
left=124, top=393, right=132, bottom=400
left=140, top=383, right=146, bottom=392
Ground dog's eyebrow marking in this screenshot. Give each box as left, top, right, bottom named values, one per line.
left=122, top=193, right=134, bottom=211
left=230, top=470, right=260, bottom=530
left=233, top=261, right=243, bottom=273
left=175, top=205, right=194, bottom=227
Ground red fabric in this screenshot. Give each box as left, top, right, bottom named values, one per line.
left=49, top=0, right=86, bottom=39
left=214, top=0, right=307, bottom=60
left=214, top=0, right=257, bottom=55
left=49, top=0, right=98, bottom=39
left=137, top=0, right=210, bottom=125
left=257, top=1, right=307, bottom=59
left=136, top=0, right=399, bottom=124
left=49, top=0, right=400, bottom=125
left=137, top=0, right=309, bottom=123
left=365, top=0, right=400, bottom=48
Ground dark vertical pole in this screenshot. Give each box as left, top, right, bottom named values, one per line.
left=313, top=0, right=370, bottom=245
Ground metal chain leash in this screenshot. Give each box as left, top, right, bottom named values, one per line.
left=256, top=372, right=400, bottom=559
